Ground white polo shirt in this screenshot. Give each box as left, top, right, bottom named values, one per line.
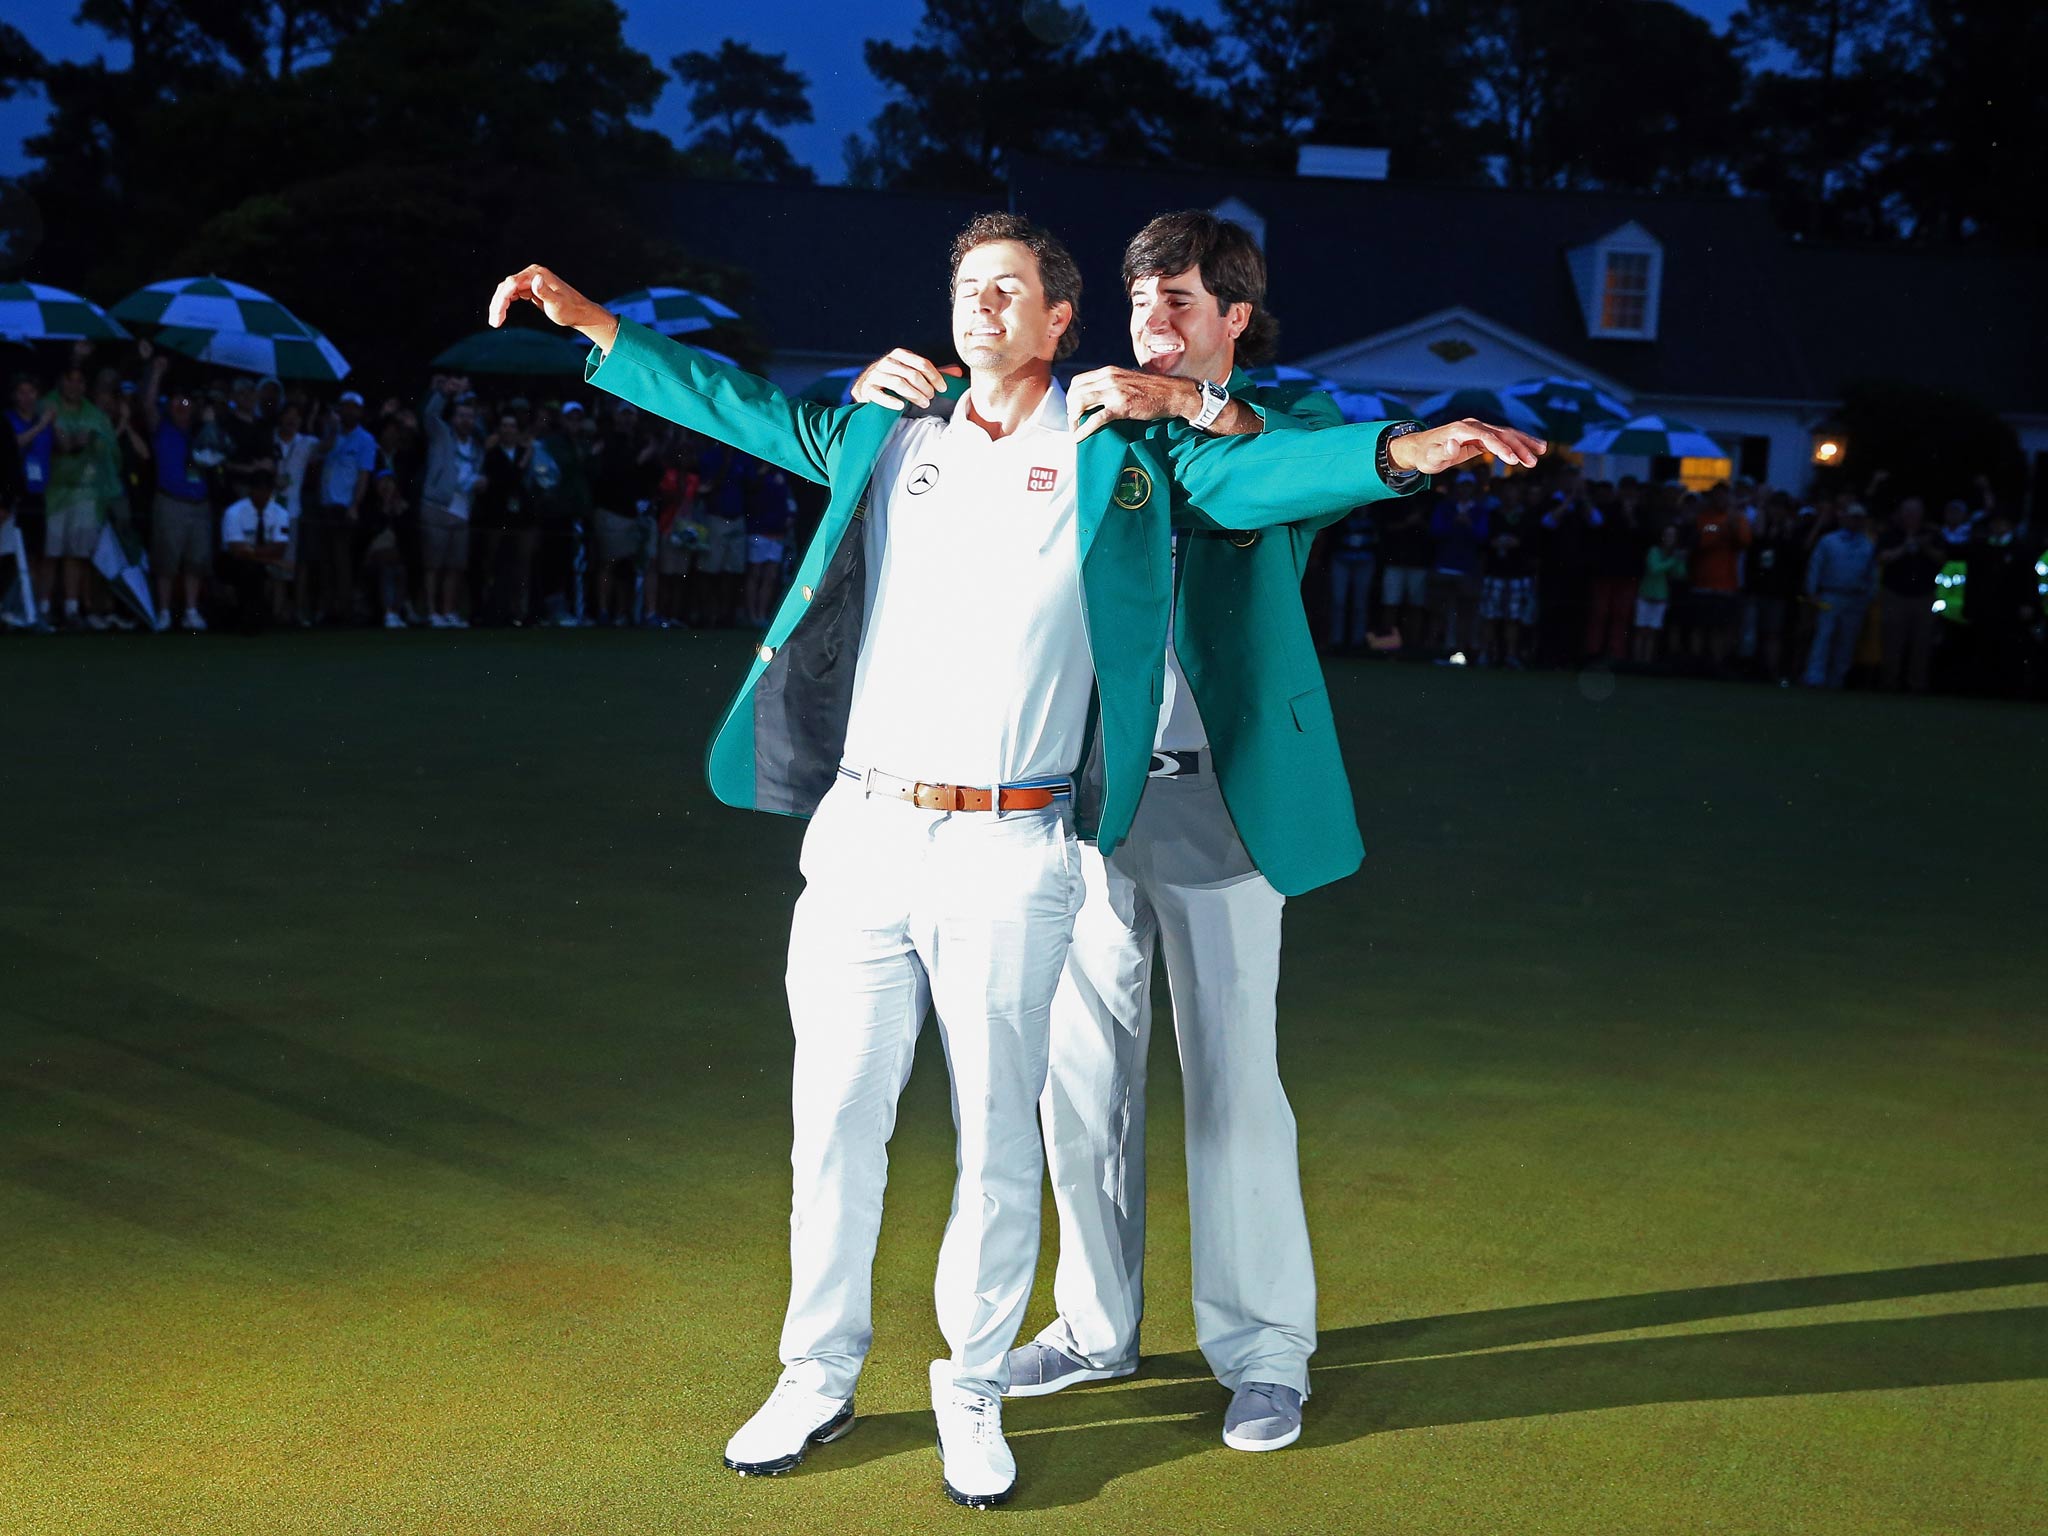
left=840, top=380, right=1090, bottom=790
left=221, top=496, right=290, bottom=547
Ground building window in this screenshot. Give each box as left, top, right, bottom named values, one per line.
left=1677, top=455, right=1733, bottom=491
left=1602, top=252, right=1651, bottom=332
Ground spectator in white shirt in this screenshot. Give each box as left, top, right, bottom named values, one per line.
left=220, top=469, right=290, bottom=634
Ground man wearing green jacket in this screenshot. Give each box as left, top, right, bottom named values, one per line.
left=854, top=211, right=1542, bottom=1455
left=489, top=213, right=1441, bottom=1507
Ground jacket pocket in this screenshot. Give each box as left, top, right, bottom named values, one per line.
left=1289, top=685, right=1334, bottom=735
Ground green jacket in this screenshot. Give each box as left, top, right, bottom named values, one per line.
left=584, top=322, right=1419, bottom=859
left=1167, top=377, right=1374, bottom=896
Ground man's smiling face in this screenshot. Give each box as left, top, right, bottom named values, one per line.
left=1128, top=265, right=1249, bottom=383
left=952, top=239, right=1069, bottom=373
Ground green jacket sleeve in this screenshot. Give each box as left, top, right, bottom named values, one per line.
left=584, top=318, right=866, bottom=487
left=1236, top=387, right=1369, bottom=534
left=1164, top=418, right=1422, bottom=533
left=1245, top=388, right=1345, bottom=434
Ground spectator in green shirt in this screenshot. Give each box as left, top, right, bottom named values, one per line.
left=1632, top=523, right=1688, bottom=666
left=43, top=363, right=117, bottom=627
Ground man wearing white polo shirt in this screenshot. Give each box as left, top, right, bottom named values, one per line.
left=853, top=211, right=1540, bottom=1457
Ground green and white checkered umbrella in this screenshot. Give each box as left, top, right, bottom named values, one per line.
left=0, top=282, right=130, bottom=342
left=112, top=276, right=306, bottom=335
left=1415, top=386, right=1548, bottom=433
left=437, top=327, right=588, bottom=376
left=1573, top=413, right=1727, bottom=459
left=797, top=367, right=862, bottom=405
left=601, top=286, right=740, bottom=338
left=1503, top=376, right=1630, bottom=442
left=1247, top=365, right=1415, bottom=425
left=1325, top=387, right=1415, bottom=423
left=156, top=324, right=350, bottom=381
left=115, top=277, right=349, bottom=379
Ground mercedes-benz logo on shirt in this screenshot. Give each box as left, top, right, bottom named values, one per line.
left=906, top=462, right=941, bottom=495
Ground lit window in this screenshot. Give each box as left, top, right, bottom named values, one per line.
left=1602, top=252, right=1651, bottom=332
left=1678, top=456, right=1732, bottom=491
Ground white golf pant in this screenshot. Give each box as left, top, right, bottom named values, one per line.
left=778, top=777, right=1082, bottom=1402
left=1035, top=768, right=1316, bottom=1398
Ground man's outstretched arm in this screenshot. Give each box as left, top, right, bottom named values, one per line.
left=488, top=264, right=860, bottom=487
left=1164, top=413, right=1543, bottom=533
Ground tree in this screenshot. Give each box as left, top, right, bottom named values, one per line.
left=14, top=0, right=725, bottom=391
left=1461, top=0, right=1742, bottom=192
left=1729, top=0, right=1914, bottom=238
left=843, top=0, right=1108, bottom=192
left=1873, top=1, right=2048, bottom=246
left=672, top=38, right=815, bottom=184
left=1811, top=379, right=2025, bottom=512
left=0, top=21, right=40, bottom=100
left=1150, top=0, right=1487, bottom=181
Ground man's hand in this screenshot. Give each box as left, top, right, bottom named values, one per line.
left=1389, top=418, right=1545, bottom=475
left=488, top=265, right=617, bottom=353
left=851, top=349, right=960, bottom=411
left=1067, top=366, right=1200, bottom=442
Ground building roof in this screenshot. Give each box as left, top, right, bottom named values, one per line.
left=1780, top=241, right=2047, bottom=415
left=651, top=161, right=2048, bottom=414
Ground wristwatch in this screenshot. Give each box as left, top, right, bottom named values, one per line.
left=1190, top=378, right=1230, bottom=432
left=1379, top=421, right=1425, bottom=488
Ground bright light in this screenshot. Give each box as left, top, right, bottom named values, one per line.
left=1932, top=599, right=1946, bottom=613
left=1811, top=437, right=1844, bottom=465
left=1449, top=651, right=1467, bottom=666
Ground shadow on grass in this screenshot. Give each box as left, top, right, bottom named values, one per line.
left=0, top=928, right=569, bottom=1216
left=805, top=1256, right=2048, bottom=1510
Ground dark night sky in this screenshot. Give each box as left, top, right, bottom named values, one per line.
left=0, top=0, right=1747, bottom=183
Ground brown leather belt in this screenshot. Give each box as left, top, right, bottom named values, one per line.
left=841, top=765, right=1067, bottom=813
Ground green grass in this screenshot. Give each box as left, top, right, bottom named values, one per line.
left=2, top=632, right=2043, bottom=1535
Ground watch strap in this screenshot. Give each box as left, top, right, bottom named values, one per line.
left=1379, top=420, right=1425, bottom=488
left=1191, top=379, right=1230, bottom=432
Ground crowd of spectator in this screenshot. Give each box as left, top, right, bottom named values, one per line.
left=1315, top=461, right=2043, bottom=700
left=0, top=343, right=805, bottom=637
left=3, top=342, right=2041, bottom=703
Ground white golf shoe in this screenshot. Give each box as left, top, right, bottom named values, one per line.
left=931, top=1359, right=1016, bottom=1508
left=722, top=1377, right=855, bottom=1476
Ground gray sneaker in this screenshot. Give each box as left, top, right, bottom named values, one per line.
left=1002, top=1340, right=1137, bottom=1399
left=1222, top=1382, right=1303, bottom=1452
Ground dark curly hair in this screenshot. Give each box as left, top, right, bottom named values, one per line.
left=948, top=211, right=1084, bottom=362
left=1120, top=209, right=1278, bottom=365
